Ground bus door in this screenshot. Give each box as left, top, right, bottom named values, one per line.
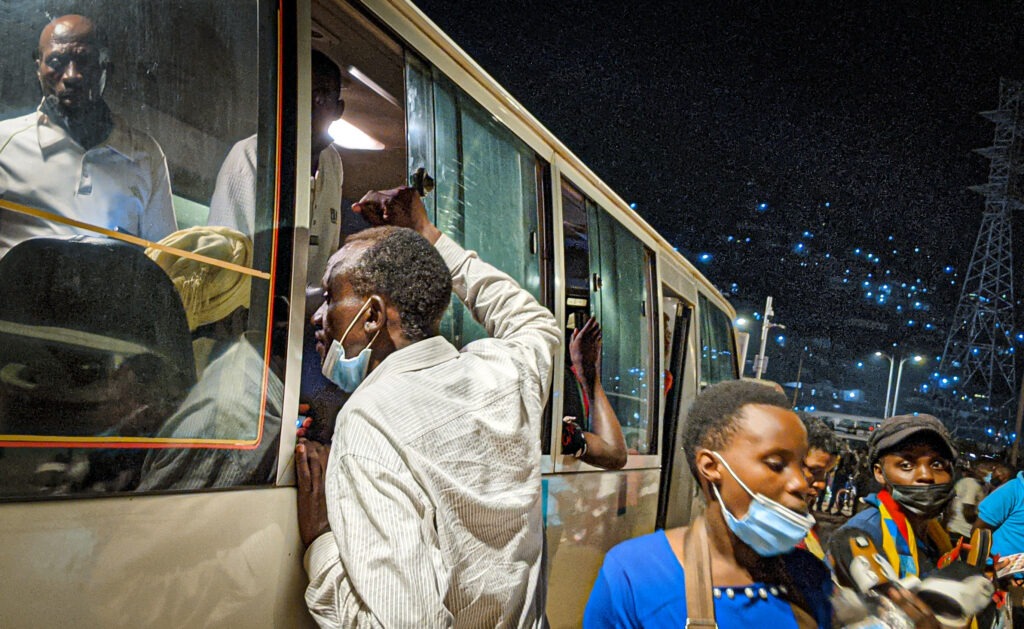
left=655, top=290, right=695, bottom=529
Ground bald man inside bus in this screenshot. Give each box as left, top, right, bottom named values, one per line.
left=0, top=14, right=176, bottom=259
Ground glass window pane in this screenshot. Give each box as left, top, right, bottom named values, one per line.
left=414, top=70, right=542, bottom=346
left=594, top=212, right=654, bottom=455
left=699, top=295, right=738, bottom=387
left=0, top=2, right=280, bottom=499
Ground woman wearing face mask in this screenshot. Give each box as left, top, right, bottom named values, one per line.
left=830, top=414, right=957, bottom=583
left=583, top=380, right=832, bottom=628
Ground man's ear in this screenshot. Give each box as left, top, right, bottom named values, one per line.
left=364, top=295, right=387, bottom=334
left=695, top=448, right=722, bottom=486
left=335, top=98, right=345, bottom=119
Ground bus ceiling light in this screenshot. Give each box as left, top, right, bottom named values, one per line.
left=330, top=119, right=385, bottom=151
left=347, top=65, right=401, bottom=109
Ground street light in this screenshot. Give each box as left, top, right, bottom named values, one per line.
left=754, top=296, right=785, bottom=380
left=874, top=351, right=895, bottom=418
left=891, top=355, right=925, bottom=416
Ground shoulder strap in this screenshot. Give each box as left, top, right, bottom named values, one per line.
left=788, top=602, right=818, bottom=629
left=682, top=517, right=717, bottom=628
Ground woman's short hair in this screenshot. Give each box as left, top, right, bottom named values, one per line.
left=681, top=379, right=792, bottom=478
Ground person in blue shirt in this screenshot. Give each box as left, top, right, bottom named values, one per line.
left=977, top=470, right=1024, bottom=558
left=583, top=380, right=832, bottom=628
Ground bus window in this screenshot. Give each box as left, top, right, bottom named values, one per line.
left=593, top=210, right=655, bottom=455
left=559, top=179, right=656, bottom=457
left=0, top=2, right=282, bottom=499
left=406, top=58, right=547, bottom=348
left=698, top=295, right=738, bottom=387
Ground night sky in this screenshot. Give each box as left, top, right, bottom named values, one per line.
left=414, top=1, right=1024, bottom=424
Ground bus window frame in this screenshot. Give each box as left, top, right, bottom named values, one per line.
left=0, top=1, right=288, bottom=460
left=553, top=168, right=661, bottom=473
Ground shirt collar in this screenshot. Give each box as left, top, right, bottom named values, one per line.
left=358, top=335, right=459, bottom=392
left=35, top=106, right=129, bottom=158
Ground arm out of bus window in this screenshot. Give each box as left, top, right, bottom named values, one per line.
left=571, top=317, right=627, bottom=469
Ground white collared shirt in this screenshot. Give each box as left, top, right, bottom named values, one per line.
left=0, top=107, right=176, bottom=257
left=304, top=234, right=560, bottom=628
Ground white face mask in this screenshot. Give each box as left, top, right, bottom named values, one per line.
left=710, top=451, right=816, bottom=557
left=321, top=298, right=380, bottom=393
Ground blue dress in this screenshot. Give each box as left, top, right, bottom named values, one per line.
left=584, top=531, right=832, bottom=628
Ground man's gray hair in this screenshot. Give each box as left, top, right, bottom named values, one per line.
left=333, top=227, right=451, bottom=342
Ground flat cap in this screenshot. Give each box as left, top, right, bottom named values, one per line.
left=868, top=414, right=957, bottom=463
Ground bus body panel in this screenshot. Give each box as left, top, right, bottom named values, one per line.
left=0, top=489, right=314, bottom=628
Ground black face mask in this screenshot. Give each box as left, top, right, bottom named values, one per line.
left=888, top=482, right=956, bottom=518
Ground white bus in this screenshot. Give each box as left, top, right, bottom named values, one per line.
left=0, top=1, right=741, bottom=626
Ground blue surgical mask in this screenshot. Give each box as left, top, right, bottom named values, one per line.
left=711, top=451, right=816, bottom=557
left=984, top=472, right=993, bottom=485
left=321, top=298, right=381, bottom=393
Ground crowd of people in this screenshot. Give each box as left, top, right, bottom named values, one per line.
left=4, top=12, right=1024, bottom=629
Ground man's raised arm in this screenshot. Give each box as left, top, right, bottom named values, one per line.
left=353, top=187, right=560, bottom=389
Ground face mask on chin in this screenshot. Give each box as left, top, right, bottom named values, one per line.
left=710, top=451, right=815, bottom=557
left=321, top=298, right=381, bottom=393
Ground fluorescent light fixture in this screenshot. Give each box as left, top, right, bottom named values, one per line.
left=347, top=65, right=400, bottom=109
left=329, top=119, right=385, bottom=151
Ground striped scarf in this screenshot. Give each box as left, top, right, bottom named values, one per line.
left=877, top=489, right=952, bottom=578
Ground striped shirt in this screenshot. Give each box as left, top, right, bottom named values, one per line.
left=304, top=234, right=559, bottom=628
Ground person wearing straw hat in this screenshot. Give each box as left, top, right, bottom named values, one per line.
left=138, top=226, right=283, bottom=491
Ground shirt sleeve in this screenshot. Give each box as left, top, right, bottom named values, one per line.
left=207, top=136, right=257, bottom=237
left=434, top=233, right=560, bottom=398
left=142, top=140, right=177, bottom=241
left=978, top=481, right=1018, bottom=529
left=304, top=419, right=453, bottom=628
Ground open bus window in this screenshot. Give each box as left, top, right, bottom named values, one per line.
left=0, top=2, right=281, bottom=500
left=559, top=179, right=657, bottom=457
left=406, top=56, right=545, bottom=348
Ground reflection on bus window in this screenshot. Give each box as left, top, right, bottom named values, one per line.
left=0, top=2, right=279, bottom=501
left=0, top=14, right=175, bottom=258
left=699, top=295, right=738, bottom=387
left=138, top=227, right=283, bottom=491
left=0, top=237, right=195, bottom=495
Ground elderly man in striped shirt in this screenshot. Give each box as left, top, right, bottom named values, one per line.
left=296, top=186, right=559, bottom=628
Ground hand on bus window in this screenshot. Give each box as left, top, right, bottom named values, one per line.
left=568, top=317, right=627, bottom=470
left=352, top=187, right=442, bottom=244
left=296, top=438, right=332, bottom=548
left=569, top=316, right=602, bottom=392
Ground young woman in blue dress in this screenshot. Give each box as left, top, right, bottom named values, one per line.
left=584, top=380, right=832, bottom=628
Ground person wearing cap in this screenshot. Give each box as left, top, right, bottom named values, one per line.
left=144, top=225, right=254, bottom=377
left=830, top=414, right=958, bottom=581
left=0, top=14, right=176, bottom=259
left=137, top=226, right=284, bottom=491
